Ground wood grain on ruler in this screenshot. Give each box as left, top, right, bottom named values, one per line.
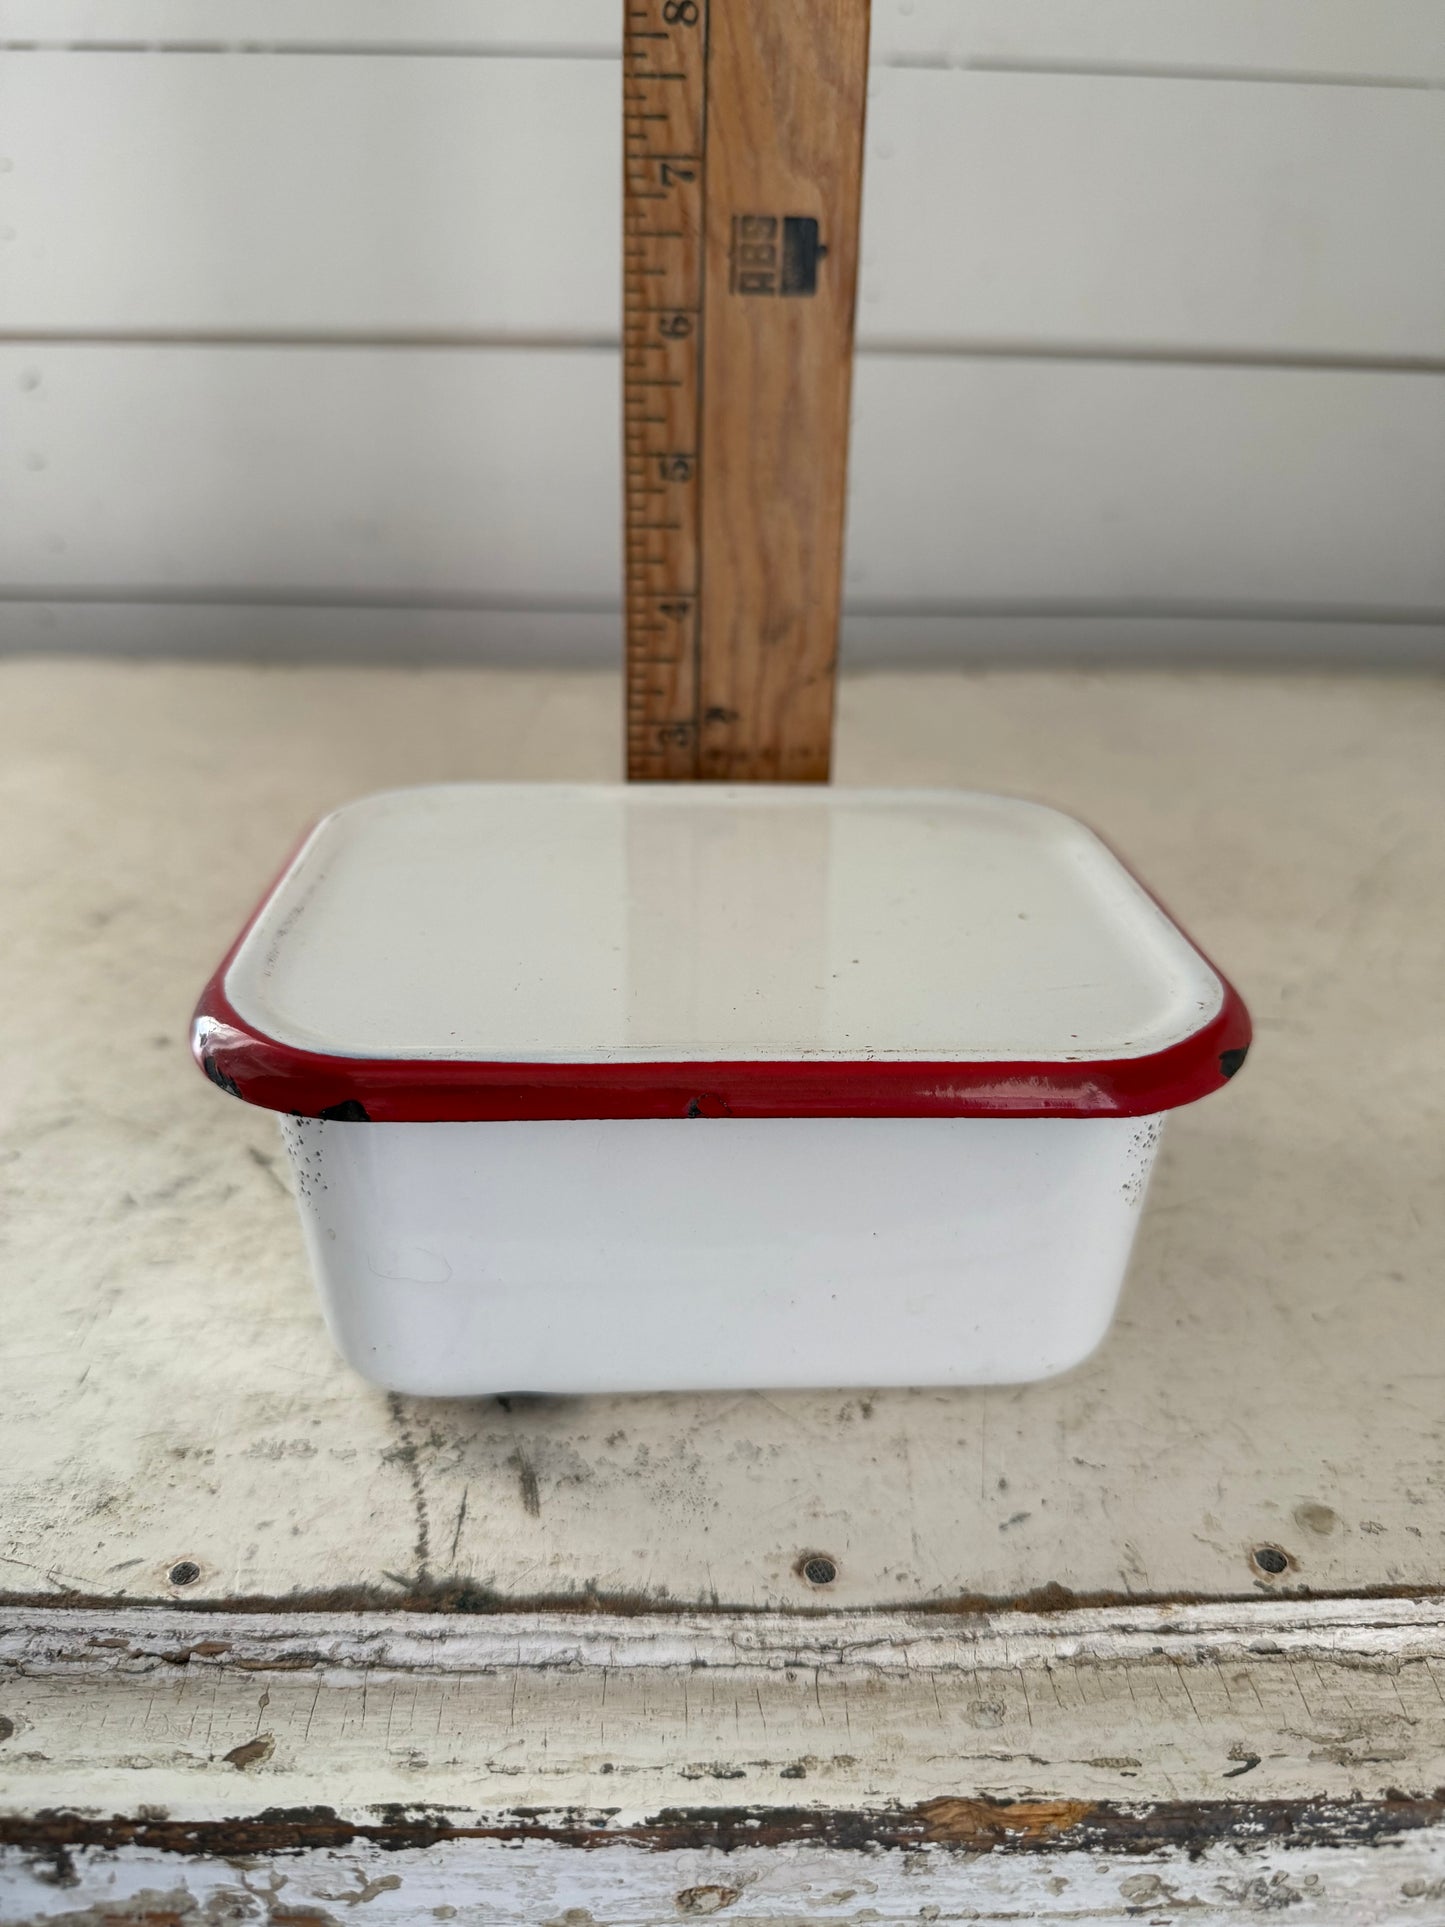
left=624, top=0, right=870, bottom=783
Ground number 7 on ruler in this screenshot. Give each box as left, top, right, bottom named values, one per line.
left=623, top=0, right=872, bottom=782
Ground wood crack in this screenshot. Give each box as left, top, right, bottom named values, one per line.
left=2, top=1794, right=1443, bottom=1860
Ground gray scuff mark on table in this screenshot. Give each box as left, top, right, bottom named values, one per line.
left=509, top=1450, right=543, bottom=1520
left=447, top=1486, right=470, bottom=1561
left=382, top=1395, right=432, bottom=1580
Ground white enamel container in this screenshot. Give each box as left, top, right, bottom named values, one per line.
left=194, top=785, right=1249, bottom=1395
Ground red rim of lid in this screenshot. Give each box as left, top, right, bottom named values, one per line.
left=191, top=826, right=1252, bottom=1123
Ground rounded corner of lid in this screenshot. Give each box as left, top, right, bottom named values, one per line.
left=1020, top=794, right=1127, bottom=851
left=190, top=987, right=365, bottom=1120
left=1150, top=972, right=1252, bottom=1112
left=310, top=785, right=409, bottom=831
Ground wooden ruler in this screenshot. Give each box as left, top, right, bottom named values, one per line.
left=623, top=0, right=871, bottom=783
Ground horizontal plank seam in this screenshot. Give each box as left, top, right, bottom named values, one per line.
left=0, top=40, right=623, bottom=59
left=3, top=589, right=1444, bottom=627
left=900, top=55, right=1445, bottom=91
left=0, top=41, right=1440, bottom=88
left=4, top=331, right=1445, bottom=374
left=860, top=341, right=1445, bottom=374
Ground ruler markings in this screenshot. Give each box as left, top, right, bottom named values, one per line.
left=623, top=0, right=869, bottom=782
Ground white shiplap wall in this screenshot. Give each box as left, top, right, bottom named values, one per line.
left=1, top=1, right=1442, bottom=664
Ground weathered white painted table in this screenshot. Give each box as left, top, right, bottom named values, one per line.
left=2, top=661, right=1442, bottom=1922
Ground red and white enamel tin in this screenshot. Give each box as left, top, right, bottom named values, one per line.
left=193, top=784, right=1249, bottom=1395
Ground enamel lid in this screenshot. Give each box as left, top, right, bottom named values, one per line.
left=193, top=784, right=1249, bottom=1120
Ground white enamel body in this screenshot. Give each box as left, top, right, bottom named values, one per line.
left=280, top=1112, right=1163, bottom=1396
left=216, top=783, right=1226, bottom=1395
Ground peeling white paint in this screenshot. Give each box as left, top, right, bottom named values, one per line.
left=2, top=1601, right=1444, bottom=1818
left=6, top=1835, right=1445, bottom=1927
left=6, top=1596, right=1445, bottom=1679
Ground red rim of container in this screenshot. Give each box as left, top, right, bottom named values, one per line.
left=191, top=821, right=1252, bottom=1123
